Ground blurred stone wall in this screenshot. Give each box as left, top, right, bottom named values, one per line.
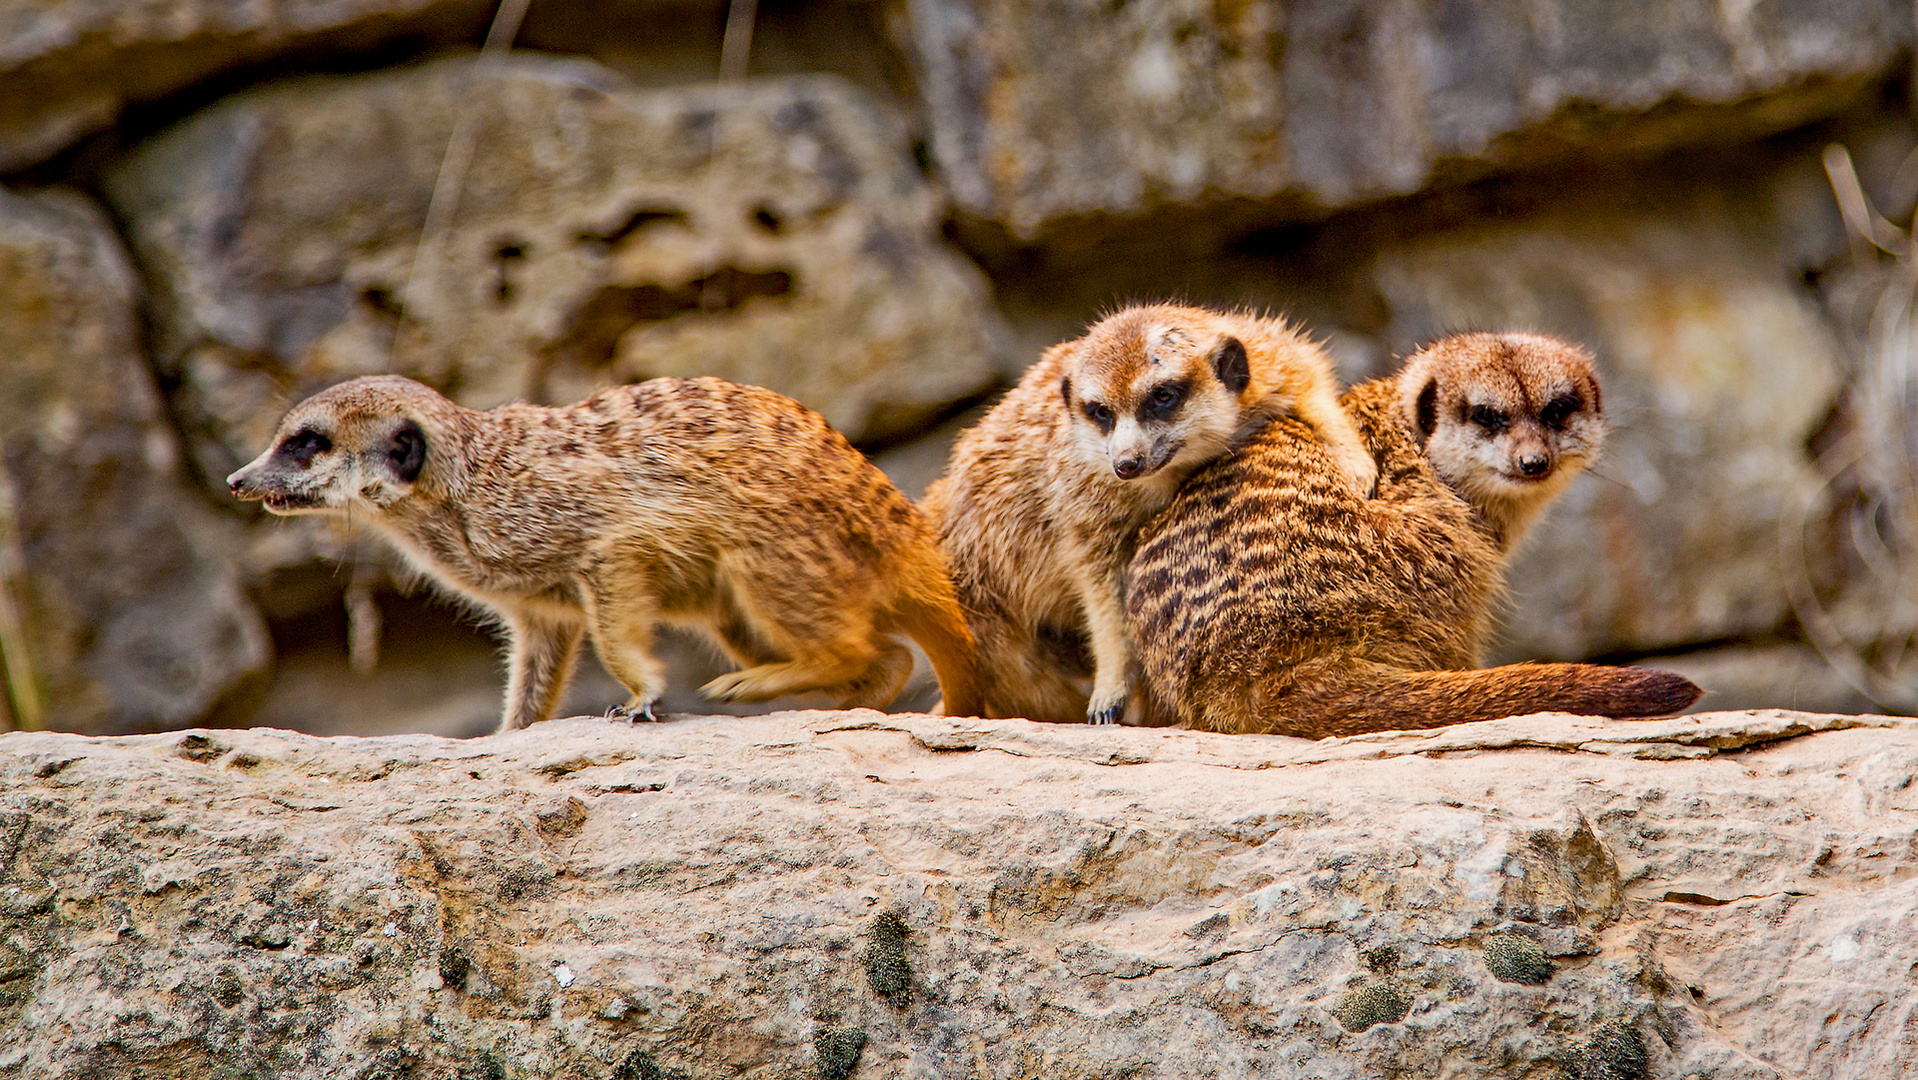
left=2, top=0, right=1915, bottom=735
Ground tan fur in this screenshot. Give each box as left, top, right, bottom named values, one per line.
left=228, top=375, right=980, bottom=731
left=923, top=303, right=1373, bottom=725
left=1127, top=333, right=1702, bottom=737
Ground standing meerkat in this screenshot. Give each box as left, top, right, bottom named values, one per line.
left=1127, top=332, right=1702, bottom=737
left=228, top=375, right=981, bottom=731
left=922, top=303, right=1376, bottom=726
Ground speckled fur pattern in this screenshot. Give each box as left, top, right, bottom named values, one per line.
left=1127, top=335, right=1701, bottom=737
left=922, top=304, right=1373, bottom=726
left=229, top=375, right=980, bottom=731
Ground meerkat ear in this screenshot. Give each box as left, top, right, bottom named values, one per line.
left=1059, top=375, right=1072, bottom=405
left=389, top=420, right=426, bottom=484
left=1208, top=336, right=1251, bottom=395
left=1413, top=379, right=1440, bottom=443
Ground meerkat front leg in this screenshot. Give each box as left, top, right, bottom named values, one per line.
left=581, top=574, right=670, bottom=724
left=499, top=613, right=586, bottom=732
left=1070, top=550, right=1133, bottom=726
left=1295, top=378, right=1378, bottom=497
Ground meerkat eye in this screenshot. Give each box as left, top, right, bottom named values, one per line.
left=1082, top=401, right=1116, bottom=433
left=1467, top=405, right=1509, bottom=435
left=280, top=428, right=331, bottom=468
left=1141, top=382, right=1187, bottom=421
left=1540, top=393, right=1582, bottom=429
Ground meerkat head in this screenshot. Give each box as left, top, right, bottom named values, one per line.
left=227, top=375, right=448, bottom=516
left=1057, top=305, right=1254, bottom=486
left=1396, top=331, right=1605, bottom=548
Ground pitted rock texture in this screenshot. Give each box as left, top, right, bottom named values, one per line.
left=0, top=709, right=1913, bottom=1077
left=105, top=52, right=1005, bottom=488
left=907, top=0, right=1910, bottom=237
left=0, top=187, right=267, bottom=734
left=0, top=0, right=491, bottom=172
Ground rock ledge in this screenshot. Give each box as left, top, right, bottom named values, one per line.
left=0, top=708, right=1911, bottom=1078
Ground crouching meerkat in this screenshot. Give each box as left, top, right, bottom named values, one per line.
left=923, top=303, right=1376, bottom=726
left=229, top=375, right=981, bottom=731
left=1126, top=332, right=1702, bottom=736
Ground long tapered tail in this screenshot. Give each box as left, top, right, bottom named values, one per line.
left=1255, top=661, right=1704, bottom=739
left=893, top=583, right=983, bottom=719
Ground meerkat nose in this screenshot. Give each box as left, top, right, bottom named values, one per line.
left=1517, top=454, right=1550, bottom=477
left=1114, top=458, right=1144, bottom=480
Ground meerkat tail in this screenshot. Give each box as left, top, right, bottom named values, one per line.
left=1254, top=660, right=1703, bottom=739
left=891, top=574, right=983, bottom=718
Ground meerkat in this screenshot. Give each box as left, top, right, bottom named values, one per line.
left=922, top=303, right=1376, bottom=726
left=228, top=375, right=981, bottom=731
left=1126, top=332, right=1702, bottom=737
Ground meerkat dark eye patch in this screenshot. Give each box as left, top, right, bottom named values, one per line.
left=1082, top=401, right=1116, bottom=434
left=1467, top=404, right=1509, bottom=435
left=1414, top=380, right=1439, bottom=441
left=1139, top=380, right=1189, bottom=422
left=1207, top=335, right=1251, bottom=395
left=279, top=428, right=331, bottom=468
left=389, top=420, right=426, bottom=483
left=1540, top=392, right=1581, bottom=429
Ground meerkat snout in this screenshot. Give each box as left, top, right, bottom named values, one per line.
left=228, top=376, right=435, bottom=514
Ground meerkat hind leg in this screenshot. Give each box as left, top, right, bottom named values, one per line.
left=699, top=556, right=882, bottom=702
left=827, top=638, right=915, bottom=710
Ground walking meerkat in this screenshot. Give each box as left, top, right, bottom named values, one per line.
left=922, top=303, right=1376, bottom=726
left=228, top=375, right=981, bottom=731
left=1126, top=332, right=1702, bottom=737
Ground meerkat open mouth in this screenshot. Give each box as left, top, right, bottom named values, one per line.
left=261, top=492, right=321, bottom=513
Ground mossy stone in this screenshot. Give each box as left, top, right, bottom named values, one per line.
left=814, top=1027, right=867, bottom=1080
left=864, top=907, right=911, bottom=1004
left=1575, top=1018, right=1650, bottom=1080
left=1332, top=979, right=1411, bottom=1033
left=1483, top=933, right=1553, bottom=984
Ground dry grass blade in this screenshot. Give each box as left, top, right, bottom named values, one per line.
left=0, top=455, right=45, bottom=731
left=1789, top=144, right=1918, bottom=713
left=391, top=0, right=534, bottom=363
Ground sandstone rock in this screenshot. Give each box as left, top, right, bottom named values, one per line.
left=105, top=52, right=1005, bottom=495
left=1371, top=187, right=1845, bottom=662
left=0, top=0, right=490, bottom=172
left=906, top=0, right=1909, bottom=238
left=0, top=708, right=1910, bottom=1077
left=0, top=187, right=268, bottom=734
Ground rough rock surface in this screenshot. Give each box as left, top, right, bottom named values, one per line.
left=105, top=52, right=1005, bottom=491
left=907, top=0, right=1910, bottom=237
left=0, top=187, right=267, bottom=734
left=0, top=0, right=490, bottom=172
left=1372, top=180, right=1846, bottom=662
left=0, top=708, right=1912, bottom=1077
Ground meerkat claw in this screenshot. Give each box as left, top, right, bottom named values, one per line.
left=605, top=701, right=660, bottom=724
left=1087, top=705, right=1123, bottom=726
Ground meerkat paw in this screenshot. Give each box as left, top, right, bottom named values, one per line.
left=605, top=700, right=661, bottom=724
left=1342, top=446, right=1380, bottom=499
left=1086, top=685, right=1129, bottom=725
